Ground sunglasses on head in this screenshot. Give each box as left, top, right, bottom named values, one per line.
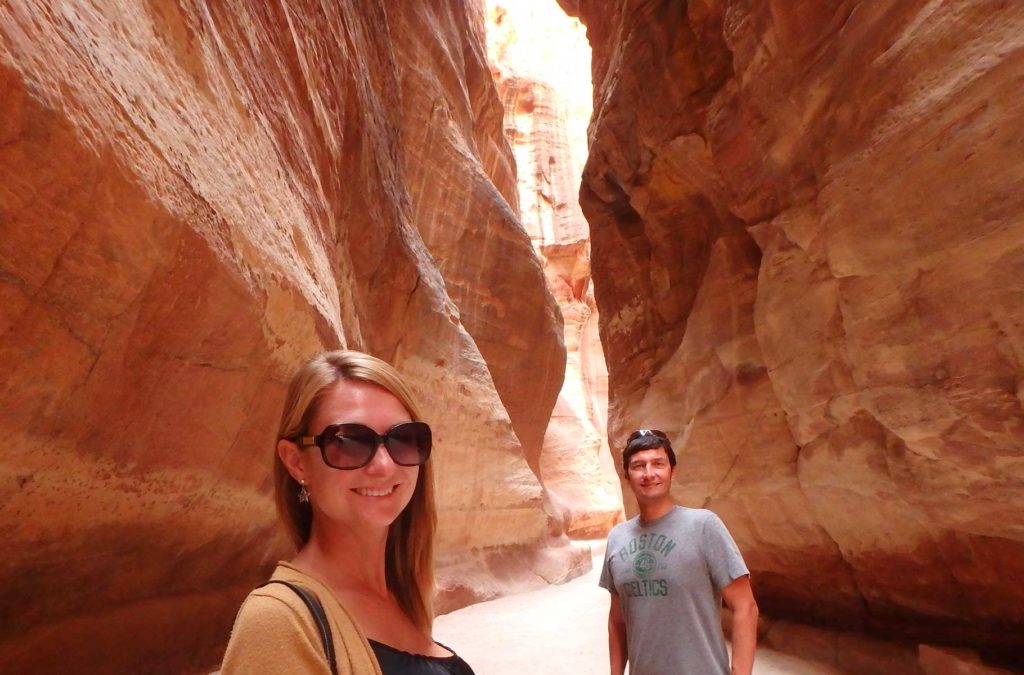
left=627, top=429, right=668, bottom=443
left=299, top=421, right=432, bottom=470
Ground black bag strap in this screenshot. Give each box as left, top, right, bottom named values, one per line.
left=260, top=580, right=338, bottom=675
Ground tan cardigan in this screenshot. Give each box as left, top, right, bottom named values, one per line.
left=221, top=562, right=383, bottom=675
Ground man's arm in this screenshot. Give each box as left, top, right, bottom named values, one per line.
left=722, top=575, right=758, bottom=675
left=607, top=593, right=628, bottom=675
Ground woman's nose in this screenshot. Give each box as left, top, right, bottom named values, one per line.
left=364, top=443, right=395, bottom=472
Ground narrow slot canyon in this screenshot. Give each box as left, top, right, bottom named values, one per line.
left=1, top=1, right=1023, bottom=674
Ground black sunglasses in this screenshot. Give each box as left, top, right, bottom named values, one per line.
left=299, top=421, right=432, bottom=470
left=627, top=429, right=668, bottom=443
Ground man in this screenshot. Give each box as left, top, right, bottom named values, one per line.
left=599, top=429, right=758, bottom=675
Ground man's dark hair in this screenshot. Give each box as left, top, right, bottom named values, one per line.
left=623, top=429, right=677, bottom=471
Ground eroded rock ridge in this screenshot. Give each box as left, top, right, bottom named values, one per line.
left=563, top=0, right=1024, bottom=662
left=0, top=2, right=581, bottom=672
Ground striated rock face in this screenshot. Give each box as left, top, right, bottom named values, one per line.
left=0, top=2, right=578, bottom=673
left=486, top=0, right=622, bottom=538
left=564, top=0, right=1024, bottom=662
left=392, top=2, right=566, bottom=475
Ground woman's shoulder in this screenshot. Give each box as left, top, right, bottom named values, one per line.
left=235, top=581, right=315, bottom=625
left=222, top=564, right=382, bottom=675
left=222, top=568, right=341, bottom=674
left=226, top=579, right=327, bottom=653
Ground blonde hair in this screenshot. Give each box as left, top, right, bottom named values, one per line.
left=274, top=350, right=437, bottom=632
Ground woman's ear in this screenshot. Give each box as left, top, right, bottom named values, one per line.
left=278, top=438, right=306, bottom=483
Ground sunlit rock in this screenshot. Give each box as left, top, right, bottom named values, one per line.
left=486, top=0, right=622, bottom=538
left=564, top=0, right=1024, bottom=661
left=0, top=2, right=577, bottom=672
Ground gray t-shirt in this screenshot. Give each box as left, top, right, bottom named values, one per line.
left=599, top=506, right=749, bottom=675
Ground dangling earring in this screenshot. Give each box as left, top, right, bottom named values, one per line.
left=298, top=480, right=310, bottom=503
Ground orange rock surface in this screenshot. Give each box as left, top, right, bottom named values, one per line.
left=486, top=0, right=623, bottom=538
left=0, top=2, right=582, bottom=672
left=564, top=0, right=1024, bottom=662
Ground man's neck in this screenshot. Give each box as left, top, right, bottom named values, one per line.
left=637, top=498, right=675, bottom=524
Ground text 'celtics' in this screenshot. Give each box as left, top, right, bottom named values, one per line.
left=619, top=579, right=669, bottom=597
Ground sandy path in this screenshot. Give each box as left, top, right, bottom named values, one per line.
left=434, top=544, right=839, bottom=675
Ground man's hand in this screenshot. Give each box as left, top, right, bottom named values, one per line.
left=723, top=575, right=758, bottom=675
left=607, top=593, right=628, bottom=675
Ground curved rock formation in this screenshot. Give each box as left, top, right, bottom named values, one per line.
left=393, top=1, right=565, bottom=476
left=0, top=2, right=580, bottom=673
left=564, top=0, right=1024, bottom=663
left=487, top=0, right=623, bottom=538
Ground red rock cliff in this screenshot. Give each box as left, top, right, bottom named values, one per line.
left=0, top=2, right=577, bottom=673
left=564, top=0, right=1024, bottom=660
left=486, top=0, right=623, bottom=538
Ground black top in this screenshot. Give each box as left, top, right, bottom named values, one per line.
left=369, top=640, right=476, bottom=675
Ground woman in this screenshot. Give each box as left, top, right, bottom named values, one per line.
left=222, top=350, right=475, bottom=674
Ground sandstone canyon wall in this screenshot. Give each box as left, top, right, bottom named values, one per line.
left=562, top=0, right=1024, bottom=664
left=0, top=2, right=581, bottom=673
left=486, top=0, right=622, bottom=539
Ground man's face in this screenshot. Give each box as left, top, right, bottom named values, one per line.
left=626, top=447, right=675, bottom=503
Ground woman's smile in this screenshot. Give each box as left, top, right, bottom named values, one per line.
left=353, top=485, right=398, bottom=497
